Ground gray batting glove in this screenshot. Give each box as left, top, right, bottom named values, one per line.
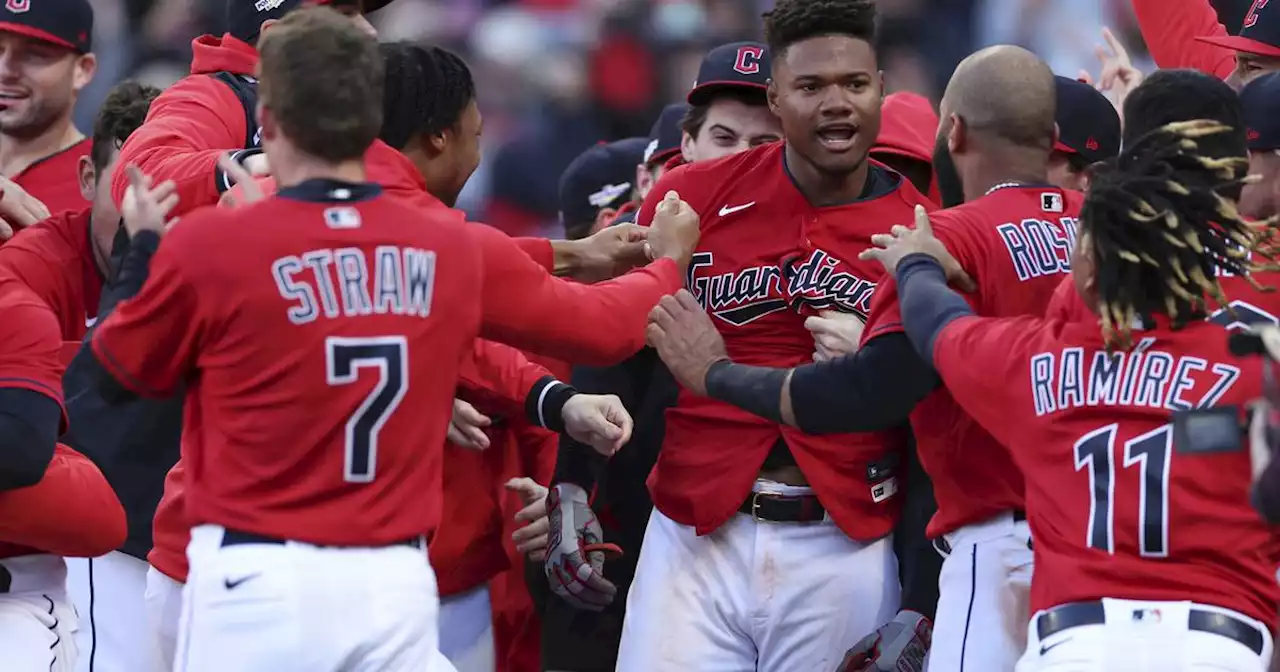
left=835, top=610, right=931, bottom=672
left=543, top=483, right=620, bottom=611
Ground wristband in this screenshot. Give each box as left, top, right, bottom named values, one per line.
left=525, top=376, right=578, bottom=434
left=215, top=148, right=265, bottom=193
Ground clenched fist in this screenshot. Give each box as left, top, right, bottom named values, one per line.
left=562, top=394, right=633, bottom=456
left=646, top=190, right=701, bottom=270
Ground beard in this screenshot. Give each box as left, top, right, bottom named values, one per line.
left=0, top=92, right=67, bottom=140
left=932, top=133, right=965, bottom=208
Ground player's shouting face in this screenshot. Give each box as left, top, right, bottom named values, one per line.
left=768, top=35, right=881, bottom=176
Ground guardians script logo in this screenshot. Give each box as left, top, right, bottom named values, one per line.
left=687, top=250, right=876, bottom=325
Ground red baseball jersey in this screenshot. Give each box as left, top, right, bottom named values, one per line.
left=91, top=181, right=483, bottom=545
left=10, top=139, right=92, bottom=224
left=636, top=142, right=932, bottom=540
left=0, top=208, right=101, bottom=340
left=862, top=186, right=1084, bottom=537
left=148, top=460, right=187, bottom=582
left=0, top=443, right=126, bottom=559
left=933, top=311, right=1279, bottom=625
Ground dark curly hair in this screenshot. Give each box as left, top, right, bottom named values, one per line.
left=379, top=42, right=477, bottom=149
left=91, top=80, right=161, bottom=177
left=1083, top=119, right=1280, bottom=349
left=762, top=0, right=877, bottom=56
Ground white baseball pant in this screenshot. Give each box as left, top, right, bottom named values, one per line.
left=176, top=524, right=444, bottom=672
left=616, top=482, right=900, bottom=671
left=0, top=554, right=78, bottom=671
left=144, top=566, right=184, bottom=670
left=929, top=511, right=1033, bottom=672
left=67, top=551, right=161, bottom=672
left=1018, top=598, right=1273, bottom=671
left=439, top=583, right=495, bottom=672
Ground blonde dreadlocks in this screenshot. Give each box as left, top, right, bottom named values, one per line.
left=1083, top=119, right=1280, bottom=349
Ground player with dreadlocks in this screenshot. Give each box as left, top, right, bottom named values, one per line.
left=859, top=119, right=1280, bottom=670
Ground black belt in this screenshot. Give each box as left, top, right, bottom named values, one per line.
left=1037, top=601, right=1265, bottom=656
left=737, top=492, right=826, bottom=523
left=220, top=529, right=423, bottom=550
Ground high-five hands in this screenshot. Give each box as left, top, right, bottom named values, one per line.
left=562, top=394, right=633, bottom=456
left=859, top=205, right=976, bottom=292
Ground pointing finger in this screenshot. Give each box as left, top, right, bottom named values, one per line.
left=913, top=204, right=933, bottom=237
left=1102, top=26, right=1129, bottom=63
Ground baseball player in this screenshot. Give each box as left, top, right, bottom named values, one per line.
left=0, top=0, right=95, bottom=220
left=85, top=10, right=676, bottom=671
left=646, top=46, right=1086, bottom=671
left=869, top=117, right=1279, bottom=672
left=1131, top=0, right=1279, bottom=87
left=559, top=138, right=649, bottom=242
left=602, top=1, right=941, bottom=667
left=1046, top=75, right=1121, bottom=192
left=632, top=102, right=689, bottom=208
left=870, top=92, right=938, bottom=198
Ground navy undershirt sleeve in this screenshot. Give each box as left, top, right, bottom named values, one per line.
left=895, top=254, right=977, bottom=363
left=87, top=230, right=162, bottom=404
left=788, top=333, right=940, bottom=434
left=0, top=388, right=60, bottom=491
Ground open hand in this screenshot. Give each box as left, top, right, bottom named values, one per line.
left=447, top=398, right=491, bottom=450
left=1080, top=27, right=1144, bottom=118
left=507, top=477, right=550, bottom=561
left=645, top=190, right=701, bottom=270
left=858, top=205, right=976, bottom=292
left=121, top=165, right=180, bottom=237
left=562, top=394, right=632, bottom=456
left=645, top=289, right=727, bottom=396
left=0, top=175, right=49, bottom=237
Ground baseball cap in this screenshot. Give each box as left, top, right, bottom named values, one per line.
left=1242, top=72, right=1280, bottom=150
left=688, top=41, right=770, bottom=106
left=227, top=0, right=393, bottom=44
left=559, top=137, right=649, bottom=232
left=644, top=103, right=689, bottom=167
left=1197, top=2, right=1280, bottom=58
left=1053, top=76, right=1120, bottom=164
left=0, top=0, right=92, bottom=53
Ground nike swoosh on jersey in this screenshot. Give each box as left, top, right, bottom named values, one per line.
left=224, top=573, right=261, bottom=590
left=718, top=202, right=756, bottom=217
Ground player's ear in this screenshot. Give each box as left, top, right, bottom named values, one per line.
left=878, top=71, right=886, bottom=101
left=948, top=114, right=966, bottom=154
left=425, top=131, right=448, bottom=159
left=592, top=207, right=618, bottom=235
left=256, top=101, right=277, bottom=143
left=767, top=78, right=780, bottom=115
left=77, top=156, right=95, bottom=201
left=72, top=53, right=97, bottom=93
left=680, top=131, right=696, bottom=164
left=635, top=164, right=653, bottom=201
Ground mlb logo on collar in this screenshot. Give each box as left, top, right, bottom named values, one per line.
left=1041, top=192, right=1064, bottom=213
left=324, top=207, right=361, bottom=229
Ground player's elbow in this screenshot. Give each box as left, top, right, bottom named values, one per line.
left=0, top=427, right=54, bottom=490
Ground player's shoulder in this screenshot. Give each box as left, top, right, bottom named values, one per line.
left=0, top=208, right=89, bottom=259
left=0, top=280, right=60, bottom=340
left=661, top=143, right=782, bottom=194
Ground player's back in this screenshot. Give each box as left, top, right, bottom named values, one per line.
left=989, top=315, right=1277, bottom=625
left=177, top=181, right=482, bottom=546
left=867, top=185, right=1085, bottom=536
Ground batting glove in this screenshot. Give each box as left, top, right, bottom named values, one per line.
left=543, top=483, right=622, bottom=611
left=835, top=610, right=932, bottom=672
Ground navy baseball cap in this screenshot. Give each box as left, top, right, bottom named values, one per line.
left=688, top=42, right=770, bottom=106
left=0, top=0, right=92, bottom=53
left=1053, top=76, right=1120, bottom=164
left=228, top=0, right=393, bottom=44
left=1242, top=72, right=1280, bottom=150
left=644, top=103, right=689, bottom=167
left=1198, top=2, right=1280, bottom=58
left=559, top=137, right=649, bottom=231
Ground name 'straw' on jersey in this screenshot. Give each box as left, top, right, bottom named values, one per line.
left=685, top=249, right=876, bottom=326
left=269, top=207, right=439, bottom=325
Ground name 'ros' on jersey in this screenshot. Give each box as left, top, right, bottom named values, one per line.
left=271, top=246, right=437, bottom=324
left=686, top=249, right=877, bottom=325
left=997, top=216, right=1079, bottom=281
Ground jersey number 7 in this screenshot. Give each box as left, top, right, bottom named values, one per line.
left=325, top=336, right=409, bottom=483
left=1074, top=423, right=1171, bottom=558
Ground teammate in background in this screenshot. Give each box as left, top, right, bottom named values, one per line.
left=871, top=92, right=938, bottom=197
left=0, top=0, right=95, bottom=219
left=632, top=102, right=688, bottom=209
left=594, top=1, right=935, bottom=667
left=646, top=46, right=1081, bottom=671
left=559, top=138, right=649, bottom=241
left=868, top=118, right=1279, bottom=672
left=1130, top=0, right=1279, bottom=87
left=1047, top=75, right=1120, bottom=192
left=677, top=41, right=781, bottom=165
left=1241, top=73, right=1280, bottom=229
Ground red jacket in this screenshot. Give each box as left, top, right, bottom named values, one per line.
left=1130, top=0, right=1235, bottom=80
left=873, top=92, right=941, bottom=205
left=111, top=34, right=260, bottom=213
left=0, top=444, right=127, bottom=559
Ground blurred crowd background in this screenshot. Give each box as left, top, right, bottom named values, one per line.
left=76, top=0, right=1253, bottom=236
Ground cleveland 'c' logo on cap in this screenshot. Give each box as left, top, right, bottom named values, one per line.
left=734, top=46, right=764, bottom=76
left=4, top=0, right=30, bottom=14
left=1245, top=0, right=1270, bottom=29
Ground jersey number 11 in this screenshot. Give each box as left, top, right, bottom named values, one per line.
left=1073, top=423, right=1172, bottom=558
